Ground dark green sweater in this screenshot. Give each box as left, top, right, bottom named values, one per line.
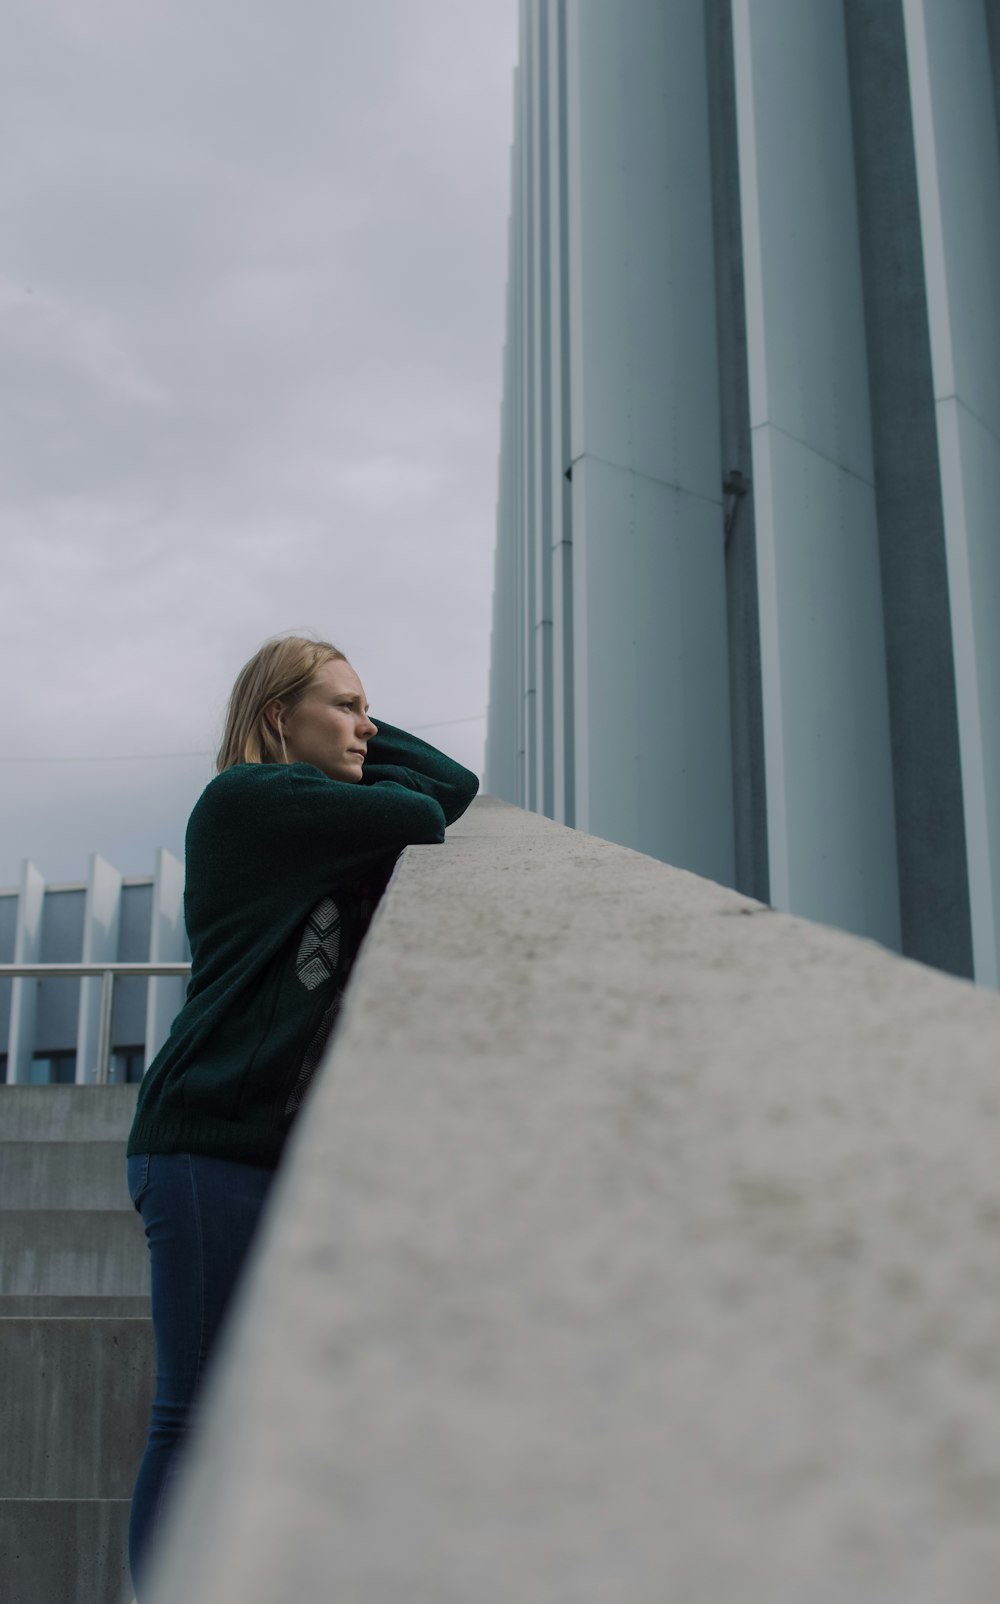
left=127, top=721, right=478, bottom=1169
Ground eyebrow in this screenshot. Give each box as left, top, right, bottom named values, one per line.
left=339, top=692, right=370, bottom=712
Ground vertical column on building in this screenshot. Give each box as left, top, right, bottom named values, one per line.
left=485, top=383, right=508, bottom=799
left=732, top=0, right=900, bottom=945
left=6, top=862, right=44, bottom=1083
left=145, top=848, right=186, bottom=1071
left=518, top=0, right=538, bottom=814
left=903, top=0, right=1000, bottom=987
left=704, top=0, right=769, bottom=906
left=484, top=180, right=516, bottom=795
left=564, top=0, right=734, bottom=879
left=492, top=61, right=528, bottom=810
left=490, top=379, right=519, bottom=803
left=486, top=97, right=522, bottom=806
left=548, top=0, right=575, bottom=828
left=841, top=0, right=973, bottom=979
left=75, top=854, right=122, bottom=1083
left=530, top=0, right=555, bottom=819
left=511, top=59, right=527, bottom=809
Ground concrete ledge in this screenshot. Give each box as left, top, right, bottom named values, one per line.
left=0, top=1085, right=140, bottom=1142
left=0, top=1318, right=154, bottom=1497
left=0, top=1294, right=150, bottom=1318
left=0, top=1143, right=137, bottom=1211
left=142, top=797, right=1000, bottom=1601
left=0, top=1213, right=149, bottom=1297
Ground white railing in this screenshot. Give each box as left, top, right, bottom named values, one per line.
left=0, top=962, right=191, bottom=1085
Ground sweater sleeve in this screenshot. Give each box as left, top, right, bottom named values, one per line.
left=274, top=722, right=477, bottom=889
left=360, top=719, right=480, bottom=826
left=189, top=730, right=479, bottom=923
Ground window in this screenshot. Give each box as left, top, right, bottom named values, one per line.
left=31, top=1051, right=77, bottom=1085
left=111, top=1046, right=146, bottom=1084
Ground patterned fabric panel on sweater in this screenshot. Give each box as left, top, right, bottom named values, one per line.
left=295, top=894, right=341, bottom=990
left=284, top=895, right=343, bottom=1114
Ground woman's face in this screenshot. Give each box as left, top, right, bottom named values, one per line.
left=273, top=659, right=378, bottom=782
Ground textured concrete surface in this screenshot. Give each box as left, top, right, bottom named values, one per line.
left=0, top=1084, right=149, bottom=1302
left=141, top=797, right=1000, bottom=1603
left=1, top=1317, right=154, bottom=1497
left=0, top=1083, right=139, bottom=1141
left=0, top=1211, right=149, bottom=1297
left=0, top=1142, right=138, bottom=1210
left=0, top=1293, right=150, bottom=1317
left=0, top=1084, right=151, bottom=1604
left=2, top=1498, right=133, bottom=1604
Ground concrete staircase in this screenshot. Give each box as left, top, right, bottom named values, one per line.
left=1, top=1085, right=153, bottom=1604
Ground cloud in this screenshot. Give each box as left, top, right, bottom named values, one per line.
left=0, top=278, right=165, bottom=403
left=0, top=0, right=512, bottom=883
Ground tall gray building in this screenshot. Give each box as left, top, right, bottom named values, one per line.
left=486, top=0, right=1000, bottom=988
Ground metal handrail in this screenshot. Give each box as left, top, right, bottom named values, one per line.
left=0, top=963, right=191, bottom=977
left=0, top=961, right=191, bottom=1085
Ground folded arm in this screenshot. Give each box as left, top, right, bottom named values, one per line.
left=359, top=719, right=480, bottom=827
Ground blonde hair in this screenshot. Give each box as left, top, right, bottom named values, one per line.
left=216, top=634, right=347, bottom=772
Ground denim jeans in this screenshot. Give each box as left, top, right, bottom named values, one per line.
left=126, top=1150, right=277, bottom=1598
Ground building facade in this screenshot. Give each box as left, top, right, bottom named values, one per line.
left=486, top=0, right=1000, bottom=987
left=0, top=852, right=188, bottom=1084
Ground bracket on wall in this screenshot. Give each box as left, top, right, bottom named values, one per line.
left=723, top=469, right=750, bottom=548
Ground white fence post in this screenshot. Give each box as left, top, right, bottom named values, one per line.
left=75, top=854, right=123, bottom=1084
left=145, top=849, right=186, bottom=1073
left=6, top=862, right=45, bottom=1084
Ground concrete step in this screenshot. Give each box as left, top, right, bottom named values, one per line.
left=0, top=1212, right=150, bottom=1298
left=0, top=1141, right=134, bottom=1210
left=1, top=1496, right=134, bottom=1604
left=0, top=1293, right=150, bottom=1317
left=0, top=1084, right=140, bottom=1142
left=1, top=1318, right=154, bottom=1499
left=0, top=1087, right=149, bottom=1603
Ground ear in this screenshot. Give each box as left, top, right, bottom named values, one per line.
left=263, top=698, right=285, bottom=734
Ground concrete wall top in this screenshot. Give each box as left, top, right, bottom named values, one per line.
left=143, top=796, right=1000, bottom=1602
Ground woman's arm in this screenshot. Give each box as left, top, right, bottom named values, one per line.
left=191, top=729, right=479, bottom=922
left=359, top=719, right=480, bottom=827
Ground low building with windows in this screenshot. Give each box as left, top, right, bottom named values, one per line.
left=0, top=852, right=189, bottom=1086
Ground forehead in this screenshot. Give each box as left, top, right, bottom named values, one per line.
left=311, top=658, right=366, bottom=699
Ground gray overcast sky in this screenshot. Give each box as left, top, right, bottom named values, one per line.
left=0, top=0, right=516, bottom=887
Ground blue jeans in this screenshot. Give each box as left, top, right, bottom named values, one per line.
left=126, top=1151, right=277, bottom=1598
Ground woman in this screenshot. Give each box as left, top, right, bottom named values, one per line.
left=124, top=633, right=479, bottom=1598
